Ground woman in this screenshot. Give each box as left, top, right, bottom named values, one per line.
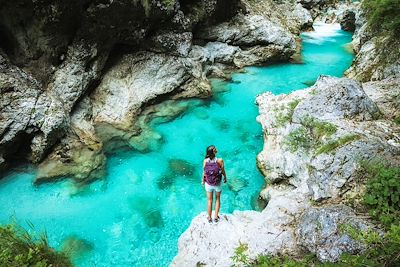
left=202, top=145, right=227, bottom=223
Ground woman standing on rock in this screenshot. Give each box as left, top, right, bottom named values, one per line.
left=202, top=145, right=227, bottom=223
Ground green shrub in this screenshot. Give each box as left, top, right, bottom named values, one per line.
left=362, top=161, right=400, bottom=227
left=0, top=223, right=72, bottom=267
left=284, top=116, right=337, bottom=152
left=231, top=242, right=250, bottom=266
left=337, top=224, right=400, bottom=267
left=363, top=0, right=400, bottom=35
left=315, top=134, right=361, bottom=155
left=275, top=99, right=302, bottom=127
left=300, top=116, right=337, bottom=139
left=284, top=126, right=313, bottom=152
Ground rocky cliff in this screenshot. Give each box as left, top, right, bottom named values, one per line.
left=173, top=1, right=400, bottom=266
left=0, top=0, right=313, bottom=181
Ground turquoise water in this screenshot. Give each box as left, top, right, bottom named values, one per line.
left=0, top=23, right=353, bottom=266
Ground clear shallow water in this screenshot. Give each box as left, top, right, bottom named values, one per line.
left=0, top=23, right=353, bottom=266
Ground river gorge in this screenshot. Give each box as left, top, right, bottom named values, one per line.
left=0, top=0, right=399, bottom=266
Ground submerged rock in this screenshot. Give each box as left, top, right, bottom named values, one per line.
left=168, top=159, right=195, bottom=177
left=61, top=235, right=94, bottom=262
left=157, top=174, right=175, bottom=190
left=227, top=177, right=249, bottom=193
left=129, top=196, right=165, bottom=229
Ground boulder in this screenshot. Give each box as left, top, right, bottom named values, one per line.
left=292, top=76, right=381, bottom=122
left=297, top=205, right=373, bottom=262
left=198, top=15, right=295, bottom=49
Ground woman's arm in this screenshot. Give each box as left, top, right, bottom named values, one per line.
left=202, top=159, right=206, bottom=185
left=218, top=159, right=227, bottom=183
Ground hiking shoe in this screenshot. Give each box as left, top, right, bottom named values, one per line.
left=214, top=216, right=220, bottom=223
left=207, top=217, right=212, bottom=224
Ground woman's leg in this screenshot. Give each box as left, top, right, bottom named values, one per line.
left=207, top=191, right=213, bottom=220
left=215, top=191, right=221, bottom=219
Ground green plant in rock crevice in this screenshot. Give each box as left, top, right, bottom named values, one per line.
left=275, top=99, right=302, bottom=127
left=231, top=242, right=250, bottom=266
left=315, top=134, right=361, bottom=155
left=284, top=115, right=337, bottom=153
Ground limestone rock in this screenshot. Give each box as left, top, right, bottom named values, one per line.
left=92, top=51, right=210, bottom=131
left=0, top=0, right=239, bottom=174
left=345, top=4, right=400, bottom=82
left=30, top=40, right=109, bottom=163
left=198, top=15, right=295, bottom=49
left=146, top=31, right=193, bottom=57
left=297, top=205, right=372, bottom=262
left=292, top=76, right=381, bottom=122
left=338, top=9, right=356, bottom=32
left=36, top=97, right=106, bottom=184
left=362, top=78, right=400, bottom=120
left=346, top=37, right=400, bottom=82
left=256, top=76, right=400, bottom=200
left=0, top=54, right=42, bottom=170
left=240, top=0, right=313, bottom=34
left=172, top=186, right=309, bottom=266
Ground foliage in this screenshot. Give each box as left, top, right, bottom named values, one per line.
left=231, top=242, right=250, bottom=266
left=315, top=134, right=360, bottom=155
left=284, top=126, right=313, bottom=152
left=300, top=116, right=337, bottom=139
left=0, top=223, right=72, bottom=267
left=394, top=116, right=400, bottom=125
left=361, top=161, right=400, bottom=227
left=161, top=0, right=175, bottom=9
left=337, top=224, right=400, bottom=267
left=284, top=116, right=337, bottom=152
left=363, top=0, right=400, bottom=35
left=275, top=99, right=301, bottom=127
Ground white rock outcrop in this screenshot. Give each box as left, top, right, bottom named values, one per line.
left=173, top=76, right=400, bottom=265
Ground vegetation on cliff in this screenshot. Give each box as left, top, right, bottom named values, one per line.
left=232, top=161, right=400, bottom=267
left=0, top=223, right=72, bottom=267
left=363, top=0, right=400, bottom=35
